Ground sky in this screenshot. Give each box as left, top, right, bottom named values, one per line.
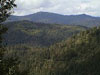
left=13, top=0, right=100, bottom=16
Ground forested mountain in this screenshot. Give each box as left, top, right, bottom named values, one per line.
left=3, top=13, right=100, bottom=75
left=6, top=25, right=100, bottom=75
left=3, top=20, right=87, bottom=46
left=7, top=12, right=100, bottom=27
left=1, top=0, right=100, bottom=75
left=3, top=14, right=100, bottom=75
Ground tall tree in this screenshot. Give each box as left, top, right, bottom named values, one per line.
left=0, top=0, right=16, bottom=23
left=0, top=0, right=17, bottom=75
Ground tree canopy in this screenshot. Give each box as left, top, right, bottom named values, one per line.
left=0, top=0, right=17, bottom=75
left=0, top=0, right=16, bottom=23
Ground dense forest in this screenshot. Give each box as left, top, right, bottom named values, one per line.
left=2, top=16, right=100, bottom=75
left=3, top=20, right=87, bottom=46
left=5, top=26, right=100, bottom=75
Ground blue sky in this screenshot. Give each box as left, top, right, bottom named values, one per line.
left=14, top=0, right=100, bottom=16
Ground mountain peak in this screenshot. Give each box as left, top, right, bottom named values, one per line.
left=78, top=14, right=92, bottom=17
left=35, top=11, right=52, bottom=14
left=80, top=14, right=88, bottom=16
left=34, top=11, right=64, bottom=16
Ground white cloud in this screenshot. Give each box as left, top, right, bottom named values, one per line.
left=13, top=0, right=100, bottom=16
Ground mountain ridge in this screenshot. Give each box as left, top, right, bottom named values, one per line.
left=7, top=12, right=100, bottom=27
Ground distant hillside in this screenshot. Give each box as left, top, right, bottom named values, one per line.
left=3, top=21, right=87, bottom=46
left=7, top=12, right=100, bottom=27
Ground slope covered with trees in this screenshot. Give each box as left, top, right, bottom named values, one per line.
left=48, top=27, right=100, bottom=75
left=3, top=20, right=87, bottom=47
left=0, top=0, right=19, bottom=75
left=5, top=26, right=100, bottom=75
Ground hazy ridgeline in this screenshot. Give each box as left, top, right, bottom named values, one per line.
left=7, top=12, right=100, bottom=27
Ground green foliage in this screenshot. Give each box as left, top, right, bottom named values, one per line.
left=0, top=0, right=18, bottom=75
left=48, top=27, right=100, bottom=75
left=0, top=25, right=19, bottom=75
left=0, top=0, right=16, bottom=23
left=4, top=21, right=87, bottom=46
left=5, top=26, right=100, bottom=75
